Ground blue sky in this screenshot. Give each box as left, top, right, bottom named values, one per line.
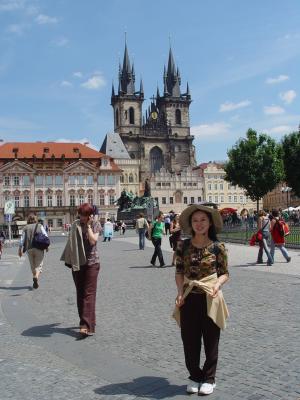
left=0, top=0, right=300, bottom=163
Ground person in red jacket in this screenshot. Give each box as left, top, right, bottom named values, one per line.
left=270, top=209, right=291, bottom=263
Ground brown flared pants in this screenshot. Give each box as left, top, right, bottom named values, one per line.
left=72, top=263, right=100, bottom=333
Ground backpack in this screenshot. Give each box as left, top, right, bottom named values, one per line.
left=275, top=220, right=285, bottom=238
left=31, top=224, right=50, bottom=250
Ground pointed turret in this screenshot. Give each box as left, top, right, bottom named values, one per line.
left=111, top=82, right=115, bottom=97
left=164, top=47, right=181, bottom=97
left=186, top=82, right=191, bottom=99
left=139, top=79, right=144, bottom=97
left=118, top=42, right=135, bottom=95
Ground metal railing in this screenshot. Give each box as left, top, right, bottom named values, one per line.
left=218, top=224, right=300, bottom=249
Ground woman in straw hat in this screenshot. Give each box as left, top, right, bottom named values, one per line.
left=174, top=204, right=229, bottom=396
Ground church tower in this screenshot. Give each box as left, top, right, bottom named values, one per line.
left=155, top=47, right=195, bottom=172
left=110, top=44, right=195, bottom=181
left=111, top=43, right=144, bottom=160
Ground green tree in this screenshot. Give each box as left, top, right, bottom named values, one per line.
left=224, top=128, right=284, bottom=211
left=281, top=131, right=300, bottom=197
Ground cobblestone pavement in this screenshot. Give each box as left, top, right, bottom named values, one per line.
left=1, top=232, right=300, bottom=399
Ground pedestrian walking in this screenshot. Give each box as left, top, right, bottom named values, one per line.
left=103, top=218, right=113, bottom=242
left=170, top=214, right=181, bottom=266
left=256, top=210, right=273, bottom=266
left=164, top=214, right=171, bottom=235
left=60, top=203, right=101, bottom=337
left=121, top=221, right=126, bottom=235
left=270, top=209, right=291, bottom=263
left=174, top=204, right=229, bottom=396
left=18, top=214, right=49, bottom=289
left=135, top=213, right=149, bottom=250
left=149, top=211, right=166, bottom=267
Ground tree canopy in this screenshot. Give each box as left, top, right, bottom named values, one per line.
left=224, top=128, right=284, bottom=209
left=281, top=131, right=300, bottom=197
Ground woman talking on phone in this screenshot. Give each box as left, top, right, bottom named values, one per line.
left=61, top=203, right=101, bottom=337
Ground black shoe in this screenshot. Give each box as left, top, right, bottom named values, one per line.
left=150, top=262, right=155, bottom=267
left=286, top=257, right=291, bottom=263
left=33, top=278, right=39, bottom=289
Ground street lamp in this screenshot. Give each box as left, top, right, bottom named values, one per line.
left=281, top=186, right=292, bottom=208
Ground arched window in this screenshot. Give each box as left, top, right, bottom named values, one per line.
left=150, top=146, right=164, bottom=174
left=129, top=107, right=135, bottom=124
left=120, top=175, right=124, bottom=183
left=175, top=109, right=181, bottom=124
left=129, top=174, right=134, bottom=183
left=115, top=108, right=119, bottom=126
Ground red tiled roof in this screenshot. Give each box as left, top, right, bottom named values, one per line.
left=0, top=142, right=121, bottom=171
left=0, top=142, right=104, bottom=159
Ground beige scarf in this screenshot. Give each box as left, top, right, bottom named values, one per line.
left=172, top=273, right=229, bottom=330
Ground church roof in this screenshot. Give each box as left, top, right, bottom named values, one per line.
left=99, top=132, right=131, bottom=159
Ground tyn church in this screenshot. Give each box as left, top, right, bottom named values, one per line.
left=110, top=43, right=196, bottom=181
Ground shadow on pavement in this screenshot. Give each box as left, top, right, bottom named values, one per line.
left=94, top=376, right=185, bottom=399
left=22, top=323, right=79, bottom=339
left=0, top=286, right=32, bottom=290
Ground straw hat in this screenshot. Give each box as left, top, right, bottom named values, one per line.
left=179, top=204, right=223, bottom=234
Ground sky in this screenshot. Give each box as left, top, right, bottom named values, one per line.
left=0, top=0, right=300, bottom=163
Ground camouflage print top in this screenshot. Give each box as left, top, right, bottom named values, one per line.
left=81, top=221, right=102, bottom=266
left=175, top=239, right=229, bottom=293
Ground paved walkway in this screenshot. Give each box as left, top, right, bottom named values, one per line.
left=0, top=232, right=299, bottom=399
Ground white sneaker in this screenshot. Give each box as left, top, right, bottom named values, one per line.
left=186, top=379, right=199, bottom=394
left=198, top=382, right=216, bottom=395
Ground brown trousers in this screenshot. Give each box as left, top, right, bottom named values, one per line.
left=72, top=263, right=100, bottom=333
left=180, top=292, right=220, bottom=384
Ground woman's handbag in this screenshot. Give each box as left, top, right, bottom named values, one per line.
left=249, top=230, right=262, bottom=246
left=32, top=224, right=50, bottom=250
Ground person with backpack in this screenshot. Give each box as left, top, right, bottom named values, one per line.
left=174, top=204, right=229, bottom=396
left=135, top=213, right=149, bottom=250
left=18, top=214, right=49, bottom=289
left=270, top=209, right=291, bottom=263
left=256, top=210, right=273, bottom=266
left=149, top=211, right=165, bottom=267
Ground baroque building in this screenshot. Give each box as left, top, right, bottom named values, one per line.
left=110, top=43, right=196, bottom=182
left=197, top=162, right=261, bottom=212
left=0, top=142, right=121, bottom=227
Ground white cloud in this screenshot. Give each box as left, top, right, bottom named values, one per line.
left=61, top=80, right=72, bottom=87
left=73, top=71, right=83, bottom=78
left=219, top=100, right=251, bottom=112
left=55, top=138, right=98, bottom=150
left=264, top=105, right=285, bottom=115
left=0, top=0, right=25, bottom=11
left=279, top=90, right=296, bottom=104
left=191, top=122, right=231, bottom=138
left=53, top=37, right=69, bottom=47
left=36, top=14, right=58, bottom=25
left=269, top=125, right=293, bottom=135
left=81, top=74, right=106, bottom=90
left=6, top=23, right=27, bottom=35
left=265, top=75, right=289, bottom=84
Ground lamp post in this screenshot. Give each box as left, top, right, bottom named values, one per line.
left=281, top=186, right=292, bottom=209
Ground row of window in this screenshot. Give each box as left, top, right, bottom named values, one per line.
left=157, top=196, right=203, bottom=205
left=120, top=173, right=138, bottom=183
left=207, top=183, right=238, bottom=190
left=207, top=195, right=248, bottom=203
left=155, top=182, right=199, bottom=188
left=6, top=194, right=116, bottom=208
left=3, top=175, right=117, bottom=187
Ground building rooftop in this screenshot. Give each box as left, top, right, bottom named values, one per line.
left=100, top=132, right=131, bottom=159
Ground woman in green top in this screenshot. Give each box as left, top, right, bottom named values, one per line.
left=149, top=211, right=165, bottom=267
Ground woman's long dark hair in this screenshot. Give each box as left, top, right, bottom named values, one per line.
left=189, top=210, right=218, bottom=241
